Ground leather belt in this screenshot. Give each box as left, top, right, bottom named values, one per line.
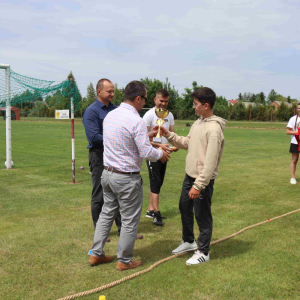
left=104, top=166, right=140, bottom=175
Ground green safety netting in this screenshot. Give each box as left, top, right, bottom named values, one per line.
left=0, top=69, right=81, bottom=119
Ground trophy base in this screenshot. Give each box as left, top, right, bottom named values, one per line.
left=153, top=137, right=162, bottom=144
left=168, top=146, right=177, bottom=150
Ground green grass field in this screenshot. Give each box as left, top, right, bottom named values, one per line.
left=0, top=120, right=299, bottom=300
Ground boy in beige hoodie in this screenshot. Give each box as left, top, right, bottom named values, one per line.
left=155, top=87, right=226, bottom=265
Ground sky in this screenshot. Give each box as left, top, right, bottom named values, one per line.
left=1, top=0, right=300, bottom=100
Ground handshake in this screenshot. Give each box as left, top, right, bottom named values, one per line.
left=148, top=126, right=178, bottom=163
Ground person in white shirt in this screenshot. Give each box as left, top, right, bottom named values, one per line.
left=143, top=89, right=177, bottom=226
left=286, top=103, right=300, bottom=184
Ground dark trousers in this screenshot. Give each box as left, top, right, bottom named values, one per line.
left=89, top=148, right=121, bottom=232
left=179, top=174, right=214, bottom=253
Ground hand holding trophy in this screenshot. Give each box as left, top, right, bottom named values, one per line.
left=153, top=108, right=169, bottom=144
left=152, top=119, right=179, bottom=152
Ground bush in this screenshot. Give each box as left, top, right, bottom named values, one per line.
left=177, top=109, right=195, bottom=120
left=277, top=101, right=289, bottom=121
left=246, top=104, right=257, bottom=120
left=170, top=109, right=178, bottom=119
left=74, top=108, right=82, bottom=118
left=256, top=105, right=267, bottom=121
left=266, top=107, right=274, bottom=121
left=213, top=105, right=229, bottom=120
left=231, top=102, right=246, bottom=120
left=49, top=107, right=56, bottom=118
left=288, top=104, right=297, bottom=119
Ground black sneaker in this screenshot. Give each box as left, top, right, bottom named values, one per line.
left=153, top=211, right=164, bottom=226
left=146, top=210, right=154, bottom=218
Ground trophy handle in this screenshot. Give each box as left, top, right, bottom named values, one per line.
left=156, top=119, right=165, bottom=139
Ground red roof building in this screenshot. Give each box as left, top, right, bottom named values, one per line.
left=228, top=100, right=238, bottom=105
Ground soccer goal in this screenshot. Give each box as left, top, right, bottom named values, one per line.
left=0, top=64, right=81, bottom=182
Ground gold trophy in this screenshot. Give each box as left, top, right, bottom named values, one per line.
left=153, top=108, right=169, bottom=144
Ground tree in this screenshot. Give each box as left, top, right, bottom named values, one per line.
left=288, top=102, right=297, bottom=118
left=65, top=71, right=83, bottom=112
left=43, top=71, right=82, bottom=116
left=140, top=77, right=165, bottom=108
left=23, top=106, right=30, bottom=117
left=249, top=94, right=256, bottom=102
left=45, top=90, right=62, bottom=109
left=179, top=81, right=203, bottom=110
left=238, top=93, right=243, bottom=101
left=276, top=101, right=289, bottom=121
left=276, top=94, right=285, bottom=101
left=213, top=96, right=229, bottom=119
left=11, top=89, right=37, bottom=110
left=163, top=82, right=180, bottom=111
left=215, top=95, right=228, bottom=107
left=259, top=92, right=266, bottom=105
left=231, top=102, right=246, bottom=120
left=140, top=77, right=179, bottom=110
left=246, top=104, right=256, bottom=120
left=242, top=92, right=253, bottom=102
left=267, top=89, right=277, bottom=104
left=86, top=82, right=96, bottom=106
left=113, top=83, right=124, bottom=106
left=256, top=105, right=267, bottom=121
left=214, top=96, right=229, bottom=119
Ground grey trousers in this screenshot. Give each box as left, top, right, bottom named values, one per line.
left=91, top=169, right=143, bottom=264
left=89, top=149, right=121, bottom=231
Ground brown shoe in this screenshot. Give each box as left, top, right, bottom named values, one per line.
left=116, top=260, right=143, bottom=271
left=107, top=237, right=111, bottom=242
left=89, top=255, right=113, bottom=266
left=117, top=234, right=143, bottom=240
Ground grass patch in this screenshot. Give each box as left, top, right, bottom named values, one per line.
left=0, top=120, right=299, bottom=300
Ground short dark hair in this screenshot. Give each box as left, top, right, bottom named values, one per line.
left=156, top=89, right=169, bottom=98
left=124, top=81, right=147, bottom=102
left=96, top=78, right=112, bottom=91
left=191, top=87, right=216, bottom=108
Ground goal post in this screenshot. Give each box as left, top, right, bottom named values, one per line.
left=0, top=66, right=81, bottom=181
left=70, top=78, right=75, bottom=184
left=0, top=64, right=12, bottom=169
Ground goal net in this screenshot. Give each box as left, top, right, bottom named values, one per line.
left=0, top=68, right=81, bottom=119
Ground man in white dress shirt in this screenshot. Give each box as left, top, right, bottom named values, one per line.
left=88, top=81, right=170, bottom=271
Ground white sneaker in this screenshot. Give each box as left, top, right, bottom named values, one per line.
left=186, top=250, right=210, bottom=265
left=172, top=241, right=198, bottom=254
left=290, top=178, right=297, bottom=184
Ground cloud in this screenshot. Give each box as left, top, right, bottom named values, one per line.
left=0, top=50, right=63, bottom=62
left=0, top=0, right=299, bottom=100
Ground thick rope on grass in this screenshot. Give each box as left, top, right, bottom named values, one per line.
left=57, top=208, right=300, bottom=300
left=211, top=208, right=300, bottom=245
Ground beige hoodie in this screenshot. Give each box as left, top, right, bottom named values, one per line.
left=166, top=115, right=226, bottom=191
